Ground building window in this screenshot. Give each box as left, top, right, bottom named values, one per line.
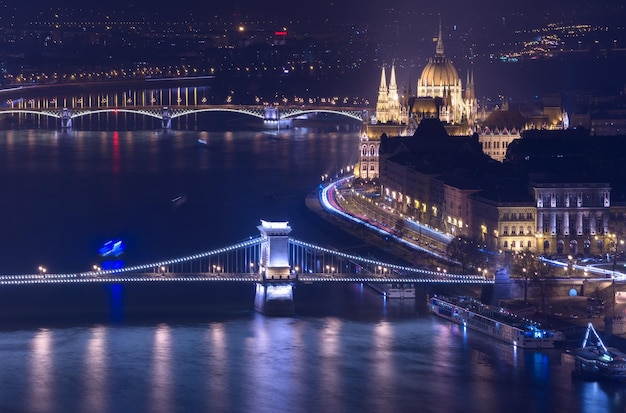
left=503, top=241, right=508, bottom=248
left=527, top=241, right=532, bottom=248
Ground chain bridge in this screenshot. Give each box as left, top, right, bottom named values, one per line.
left=0, top=221, right=491, bottom=315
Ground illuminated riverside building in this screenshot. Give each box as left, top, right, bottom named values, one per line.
left=414, top=22, right=476, bottom=128
left=470, top=190, right=537, bottom=253
left=478, top=96, right=567, bottom=162
left=469, top=182, right=611, bottom=256
left=378, top=119, right=494, bottom=237
left=357, top=23, right=476, bottom=182
left=376, top=119, right=626, bottom=256
left=371, top=22, right=476, bottom=135
left=533, top=182, right=611, bottom=255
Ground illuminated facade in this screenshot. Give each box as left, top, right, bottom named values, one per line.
left=356, top=134, right=381, bottom=181
left=361, top=23, right=477, bottom=181
left=415, top=22, right=476, bottom=127
left=375, top=63, right=407, bottom=125
left=374, top=23, right=477, bottom=132
left=533, top=183, right=611, bottom=255
left=478, top=98, right=567, bottom=162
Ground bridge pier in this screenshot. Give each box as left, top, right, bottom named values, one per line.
left=262, top=106, right=292, bottom=130
left=254, top=283, right=295, bottom=315
left=60, top=108, right=72, bottom=129
left=490, top=268, right=512, bottom=306
left=161, top=106, right=172, bottom=129
left=254, top=220, right=297, bottom=315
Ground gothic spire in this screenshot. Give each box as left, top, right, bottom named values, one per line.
left=389, top=62, right=397, bottom=92
left=436, top=19, right=444, bottom=56
left=388, top=62, right=399, bottom=103
left=378, top=66, right=388, bottom=94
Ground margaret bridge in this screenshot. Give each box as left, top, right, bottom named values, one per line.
left=0, top=104, right=371, bottom=129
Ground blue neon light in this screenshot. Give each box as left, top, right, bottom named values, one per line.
left=99, top=240, right=125, bottom=257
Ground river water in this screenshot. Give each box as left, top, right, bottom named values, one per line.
left=0, top=117, right=624, bottom=412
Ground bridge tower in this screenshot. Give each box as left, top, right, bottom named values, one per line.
left=254, top=220, right=296, bottom=315
left=161, top=107, right=172, bottom=129
left=61, top=108, right=72, bottom=129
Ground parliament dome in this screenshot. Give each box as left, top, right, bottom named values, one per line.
left=419, top=55, right=459, bottom=87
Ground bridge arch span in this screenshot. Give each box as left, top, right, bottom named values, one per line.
left=69, top=108, right=164, bottom=120
left=0, top=109, right=62, bottom=119
left=279, top=108, right=367, bottom=122
left=169, top=107, right=265, bottom=120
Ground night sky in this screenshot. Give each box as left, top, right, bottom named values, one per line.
left=6, top=0, right=625, bottom=25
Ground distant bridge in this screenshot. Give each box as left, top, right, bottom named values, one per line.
left=0, top=105, right=372, bottom=129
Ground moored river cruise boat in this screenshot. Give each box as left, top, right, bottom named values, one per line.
left=430, top=295, right=563, bottom=349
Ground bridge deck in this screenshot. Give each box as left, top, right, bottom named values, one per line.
left=0, top=272, right=493, bottom=285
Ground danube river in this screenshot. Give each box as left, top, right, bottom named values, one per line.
left=0, top=120, right=624, bottom=412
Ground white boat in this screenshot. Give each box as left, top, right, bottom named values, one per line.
left=198, top=138, right=207, bottom=145
left=368, top=283, right=416, bottom=299
left=430, top=295, right=563, bottom=349
left=386, top=284, right=416, bottom=299
left=573, top=322, right=626, bottom=381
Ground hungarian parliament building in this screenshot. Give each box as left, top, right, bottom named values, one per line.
left=356, top=24, right=626, bottom=258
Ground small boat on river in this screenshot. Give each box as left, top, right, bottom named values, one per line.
left=573, top=322, right=626, bottom=381
left=171, top=195, right=187, bottom=208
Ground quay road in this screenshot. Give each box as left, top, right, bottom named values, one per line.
left=314, top=175, right=626, bottom=282
left=313, top=175, right=456, bottom=266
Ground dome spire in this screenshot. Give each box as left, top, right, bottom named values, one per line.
left=436, top=19, right=444, bottom=56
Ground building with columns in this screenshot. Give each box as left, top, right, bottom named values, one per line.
left=533, top=182, right=611, bottom=255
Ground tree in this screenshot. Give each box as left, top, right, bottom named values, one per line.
left=512, top=250, right=537, bottom=304
left=446, top=235, right=486, bottom=274
left=533, top=260, right=557, bottom=311
left=511, top=250, right=556, bottom=305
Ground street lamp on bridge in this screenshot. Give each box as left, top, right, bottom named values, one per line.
left=38, top=266, right=47, bottom=277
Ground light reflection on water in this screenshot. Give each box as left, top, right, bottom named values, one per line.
left=82, top=326, right=107, bottom=413
left=28, top=329, right=53, bottom=413
left=150, top=324, right=173, bottom=413
left=0, top=310, right=624, bottom=412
